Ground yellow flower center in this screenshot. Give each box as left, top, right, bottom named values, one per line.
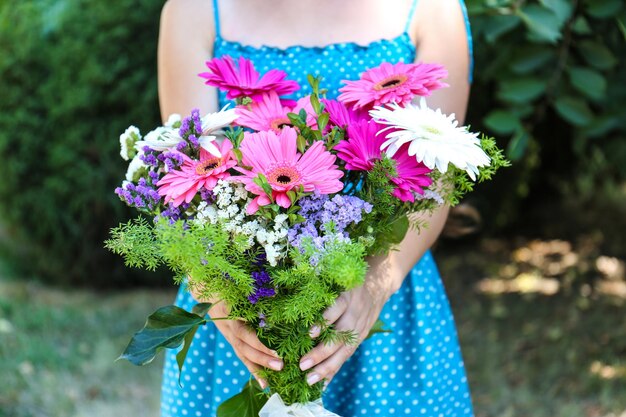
left=268, top=166, right=301, bottom=186
left=270, top=117, right=293, bottom=132
left=196, top=158, right=221, bottom=175
left=374, top=74, right=408, bottom=91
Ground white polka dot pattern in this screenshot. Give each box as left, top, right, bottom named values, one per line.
left=160, top=251, right=474, bottom=417
left=161, top=19, right=475, bottom=415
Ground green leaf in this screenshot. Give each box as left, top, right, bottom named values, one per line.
left=506, top=127, right=530, bottom=161
left=481, top=14, right=522, bottom=43
left=366, top=319, right=392, bottom=339
left=568, top=67, right=607, bottom=100
left=389, top=215, right=409, bottom=245
left=483, top=110, right=521, bottom=135
left=554, top=96, right=594, bottom=126
left=296, top=134, right=307, bottom=153
left=577, top=41, right=617, bottom=70
left=498, top=78, right=546, bottom=103
left=317, top=112, right=329, bottom=133
left=310, top=94, right=322, bottom=115
left=571, top=16, right=592, bottom=34
left=175, top=325, right=200, bottom=384
left=509, top=46, right=554, bottom=74
left=586, top=0, right=623, bottom=19
left=517, top=5, right=562, bottom=43
left=540, top=0, right=573, bottom=23
left=118, top=305, right=209, bottom=367
left=217, top=380, right=267, bottom=417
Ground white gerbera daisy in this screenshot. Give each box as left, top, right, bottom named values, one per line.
left=370, top=98, right=490, bottom=180
left=135, top=126, right=179, bottom=152
left=196, top=106, right=238, bottom=157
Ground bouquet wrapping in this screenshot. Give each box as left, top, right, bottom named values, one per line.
left=107, top=56, right=508, bottom=417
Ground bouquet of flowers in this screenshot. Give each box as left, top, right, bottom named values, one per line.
left=107, top=56, right=508, bottom=417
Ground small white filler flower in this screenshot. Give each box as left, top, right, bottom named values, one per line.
left=370, top=98, right=490, bottom=180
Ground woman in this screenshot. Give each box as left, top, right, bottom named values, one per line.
left=158, top=0, right=474, bottom=416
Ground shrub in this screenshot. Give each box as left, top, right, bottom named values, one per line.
left=466, top=0, right=626, bottom=230
left=1, top=0, right=624, bottom=286
left=0, top=0, right=167, bottom=286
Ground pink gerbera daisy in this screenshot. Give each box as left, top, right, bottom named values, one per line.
left=157, top=140, right=237, bottom=207
left=389, top=143, right=433, bottom=202
left=334, top=120, right=432, bottom=202
left=236, top=91, right=317, bottom=133
left=334, top=120, right=387, bottom=171
left=236, top=127, right=343, bottom=213
left=321, top=99, right=368, bottom=129
left=199, top=56, right=300, bottom=102
left=338, top=62, right=448, bottom=110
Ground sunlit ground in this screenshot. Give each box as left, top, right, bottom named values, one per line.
left=1, top=235, right=625, bottom=417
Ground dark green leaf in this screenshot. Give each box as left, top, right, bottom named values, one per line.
left=176, top=325, right=200, bottom=384
left=586, top=0, right=623, bottom=19
left=389, top=215, right=409, bottom=245
left=509, top=47, right=554, bottom=74
left=577, top=41, right=617, bottom=70
left=571, top=16, right=592, bottom=34
left=482, top=14, right=522, bottom=43
left=506, top=128, right=530, bottom=161
left=484, top=110, right=521, bottom=135
left=540, top=0, right=573, bottom=23
left=568, top=67, right=607, bottom=100
left=366, top=319, right=392, bottom=339
left=517, top=5, right=562, bottom=43
left=118, top=305, right=209, bottom=367
left=498, top=78, right=546, bottom=103
left=192, top=302, right=213, bottom=317
left=217, top=380, right=267, bottom=417
left=582, top=115, right=622, bottom=138
left=554, top=96, right=594, bottom=126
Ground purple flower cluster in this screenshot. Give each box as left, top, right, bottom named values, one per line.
left=139, top=146, right=159, bottom=167
left=200, top=188, right=216, bottom=203
left=179, top=108, right=203, bottom=139
left=158, top=151, right=185, bottom=171
left=248, top=270, right=276, bottom=304
left=157, top=202, right=190, bottom=224
left=288, top=194, right=372, bottom=253
left=115, top=177, right=161, bottom=212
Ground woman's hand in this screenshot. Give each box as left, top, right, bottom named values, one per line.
left=298, top=279, right=393, bottom=387
left=209, top=302, right=283, bottom=389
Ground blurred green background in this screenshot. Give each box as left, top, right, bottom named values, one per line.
left=0, top=0, right=625, bottom=416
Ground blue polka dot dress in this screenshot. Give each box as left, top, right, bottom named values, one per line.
left=161, top=1, right=475, bottom=416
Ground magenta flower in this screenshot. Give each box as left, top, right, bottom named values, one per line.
left=389, top=143, right=433, bottom=202
left=157, top=140, right=237, bottom=207
left=321, top=99, right=367, bottom=129
left=236, top=91, right=316, bottom=133
left=334, top=120, right=386, bottom=171
left=236, top=127, right=343, bottom=213
left=334, top=120, right=432, bottom=202
left=199, top=56, right=300, bottom=102
left=338, top=62, right=448, bottom=110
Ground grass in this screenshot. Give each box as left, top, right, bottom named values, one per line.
left=0, top=276, right=175, bottom=417
left=1, top=235, right=625, bottom=417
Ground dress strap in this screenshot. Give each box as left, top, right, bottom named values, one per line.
left=212, top=0, right=221, bottom=38
left=458, top=0, right=474, bottom=83
left=404, top=0, right=419, bottom=33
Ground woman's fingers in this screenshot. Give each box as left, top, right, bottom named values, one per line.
left=322, top=294, right=350, bottom=325
left=235, top=322, right=280, bottom=359
left=306, top=344, right=356, bottom=386
left=240, top=357, right=268, bottom=390
left=299, top=338, right=343, bottom=372
left=234, top=337, right=284, bottom=371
